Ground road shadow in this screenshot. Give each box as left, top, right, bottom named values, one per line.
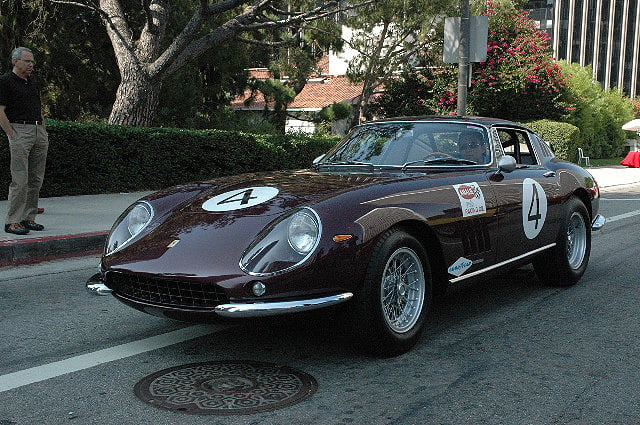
left=173, top=265, right=556, bottom=361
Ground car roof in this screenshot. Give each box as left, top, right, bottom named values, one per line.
left=364, top=115, right=526, bottom=129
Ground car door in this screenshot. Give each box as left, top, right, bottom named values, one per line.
left=488, top=126, right=562, bottom=264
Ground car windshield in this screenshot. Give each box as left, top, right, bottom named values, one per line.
left=321, top=122, right=491, bottom=167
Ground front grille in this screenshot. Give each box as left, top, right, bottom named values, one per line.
left=106, top=271, right=229, bottom=309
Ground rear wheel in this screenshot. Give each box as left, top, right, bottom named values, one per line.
left=533, top=197, right=591, bottom=286
left=352, top=228, right=432, bottom=356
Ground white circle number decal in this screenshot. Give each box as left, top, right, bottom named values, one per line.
left=522, top=178, right=547, bottom=239
left=202, top=187, right=279, bottom=212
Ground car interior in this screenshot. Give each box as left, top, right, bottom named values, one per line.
left=496, top=128, right=538, bottom=165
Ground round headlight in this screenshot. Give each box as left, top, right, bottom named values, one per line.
left=240, top=207, right=322, bottom=275
left=127, top=203, right=152, bottom=235
left=287, top=210, right=319, bottom=254
left=105, top=201, right=154, bottom=255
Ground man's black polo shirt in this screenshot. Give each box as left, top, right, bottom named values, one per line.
left=0, top=71, right=42, bottom=122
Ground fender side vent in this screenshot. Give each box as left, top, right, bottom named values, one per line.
left=459, top=221, right=491, bottom=255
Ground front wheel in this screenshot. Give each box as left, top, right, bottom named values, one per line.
left=533, top=197, right=591, bottom=286
left=351, top=228, right=432, bottom=356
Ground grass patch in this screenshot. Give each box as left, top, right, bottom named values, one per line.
left=589, top=157, right=624, bottom=167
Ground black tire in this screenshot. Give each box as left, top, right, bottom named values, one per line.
left=351, top=227, right=432, bottom=356
left=533, top=197, right=591, bottom=286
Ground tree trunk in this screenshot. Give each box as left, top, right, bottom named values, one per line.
left=109, top=72, right=162, bottom=126
left=92, top=0, right=354, bottom=127
left=100, top=0, right=167, bottom=126
left=350, top=21, right=390, bottom=128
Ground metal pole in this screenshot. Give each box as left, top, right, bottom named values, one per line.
left=457, top=0, right=470, bottom=116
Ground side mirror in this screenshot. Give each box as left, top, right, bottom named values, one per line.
left=497, top=155, right=517, bottom=173
left=313, top=154, right=326, bottom=165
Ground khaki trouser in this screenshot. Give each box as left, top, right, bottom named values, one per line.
left=5, top=123, right=48, bottom=224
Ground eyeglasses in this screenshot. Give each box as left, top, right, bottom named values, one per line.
left=460, top=142, right=481, bottom=150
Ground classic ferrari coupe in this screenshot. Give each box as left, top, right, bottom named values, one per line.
left=88, top=116, right=605, bottom=355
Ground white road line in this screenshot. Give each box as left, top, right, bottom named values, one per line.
left=604, top=209, right=640, bottom=223
left=601, top=198, right=640, bottom=201
left=0, top=324, right=221, bottom=393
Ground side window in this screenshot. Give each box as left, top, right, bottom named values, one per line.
left=531, top=133, right=554, bottom=157
left=515, top=132, right=536, bottom=164
left=491, top=128, right=505, bottom=159
left=496, top=128, right=539, bottom=165
left=497, top=129, right=516, bottom=159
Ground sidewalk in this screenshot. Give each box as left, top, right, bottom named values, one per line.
left=1, top=165, right=639, bottom=268
left=0, top=191, right=151, bottom=267
left=587, top=164, right=640, bottom=188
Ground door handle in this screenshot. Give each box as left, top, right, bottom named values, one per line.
left=543, top=171, right=556, bottom=178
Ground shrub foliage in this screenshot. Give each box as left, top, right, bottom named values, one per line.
left=525, top=119, right=581, bottom=162
left=0, top=121, right=338, bottom=200
left=559, top=61, right=634, bottom=158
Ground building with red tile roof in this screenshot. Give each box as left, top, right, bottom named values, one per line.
left=230, top=56, right=364, bottom=134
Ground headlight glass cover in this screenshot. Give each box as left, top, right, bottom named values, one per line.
left=240, top=208, right=321, bottom=276
left=105, top=202, right=154, bottom=255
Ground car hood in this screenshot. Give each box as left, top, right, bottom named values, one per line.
left=105, top=170, right=397, bottom=279
left=176, top=170, right=392, bottom=217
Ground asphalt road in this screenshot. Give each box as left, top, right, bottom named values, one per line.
left=0, top=183, right=639, bottom=425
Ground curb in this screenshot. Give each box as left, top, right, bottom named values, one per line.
left=0, top=231, right=107, bottom=268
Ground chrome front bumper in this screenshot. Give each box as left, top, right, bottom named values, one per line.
left=86, top=274, right=352, bottom=317
left=214, top=293, right=353, bottom=318
left=86, top=273, right=112, bottom=295
left=592, top=214, right=606, bottom=231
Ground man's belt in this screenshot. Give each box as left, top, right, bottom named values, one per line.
left=11, top=120, right=42, bottom=125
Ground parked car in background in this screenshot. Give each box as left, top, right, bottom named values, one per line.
left=88, top=116, right=605, bottom=356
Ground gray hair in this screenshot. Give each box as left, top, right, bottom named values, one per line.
left=11, top=47, right=32, bottom=62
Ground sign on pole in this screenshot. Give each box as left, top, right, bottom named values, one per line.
left=443, top=16, right=489, bottom=64
left=444, top=13, right=488, bottom=116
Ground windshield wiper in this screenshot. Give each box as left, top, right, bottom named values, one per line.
left=400, top=157, right=477, bottom=171
left=401, top=160, right=427, bottom=170
left=422, top=157, right=477, bottom=165
left=322, top=160, right=375, bottom=172
left=326, top=160, right=374, bottom=166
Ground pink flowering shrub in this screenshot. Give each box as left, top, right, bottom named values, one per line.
left=371, top=1, right=571, bottom=120
left=469, top=0, right=570, bottom=120
left=629, top=98, right=640, bottom=117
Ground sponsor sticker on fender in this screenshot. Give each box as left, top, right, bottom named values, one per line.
left=448, top=256, right=473, bottom=277
left=453, top=182, right=486, bottom=217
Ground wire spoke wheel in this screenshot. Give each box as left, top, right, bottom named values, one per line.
left=380, top=247, right=425, bottom=333
left=566, top=211, right=587, bottom=270
left=533, top=197, right=591, bottom=287
left=352, top=228, right=432, bottom=356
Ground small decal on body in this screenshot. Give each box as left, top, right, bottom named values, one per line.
left=448, top=256, right=473, bottom=277
left=202, top=187, right=279, bottom=212
left=453, top=182, right=486, bottom=217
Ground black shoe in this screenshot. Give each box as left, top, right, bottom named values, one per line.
left=21, top=220, right=44, bottom=231
left=5, top=223, right=30, bottom=235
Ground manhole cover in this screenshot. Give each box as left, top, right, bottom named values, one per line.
left=134, top=360, right=317, bottom=415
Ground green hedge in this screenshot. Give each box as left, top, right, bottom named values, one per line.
left=1, top=121, right=339, bottom=200
left=525, top=119, right=581, bottom=162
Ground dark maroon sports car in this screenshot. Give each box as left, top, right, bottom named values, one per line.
left=88, top=116, right=605, bottom=355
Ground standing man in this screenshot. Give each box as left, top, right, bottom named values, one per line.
left=0, top=47, right=48, bottom=235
